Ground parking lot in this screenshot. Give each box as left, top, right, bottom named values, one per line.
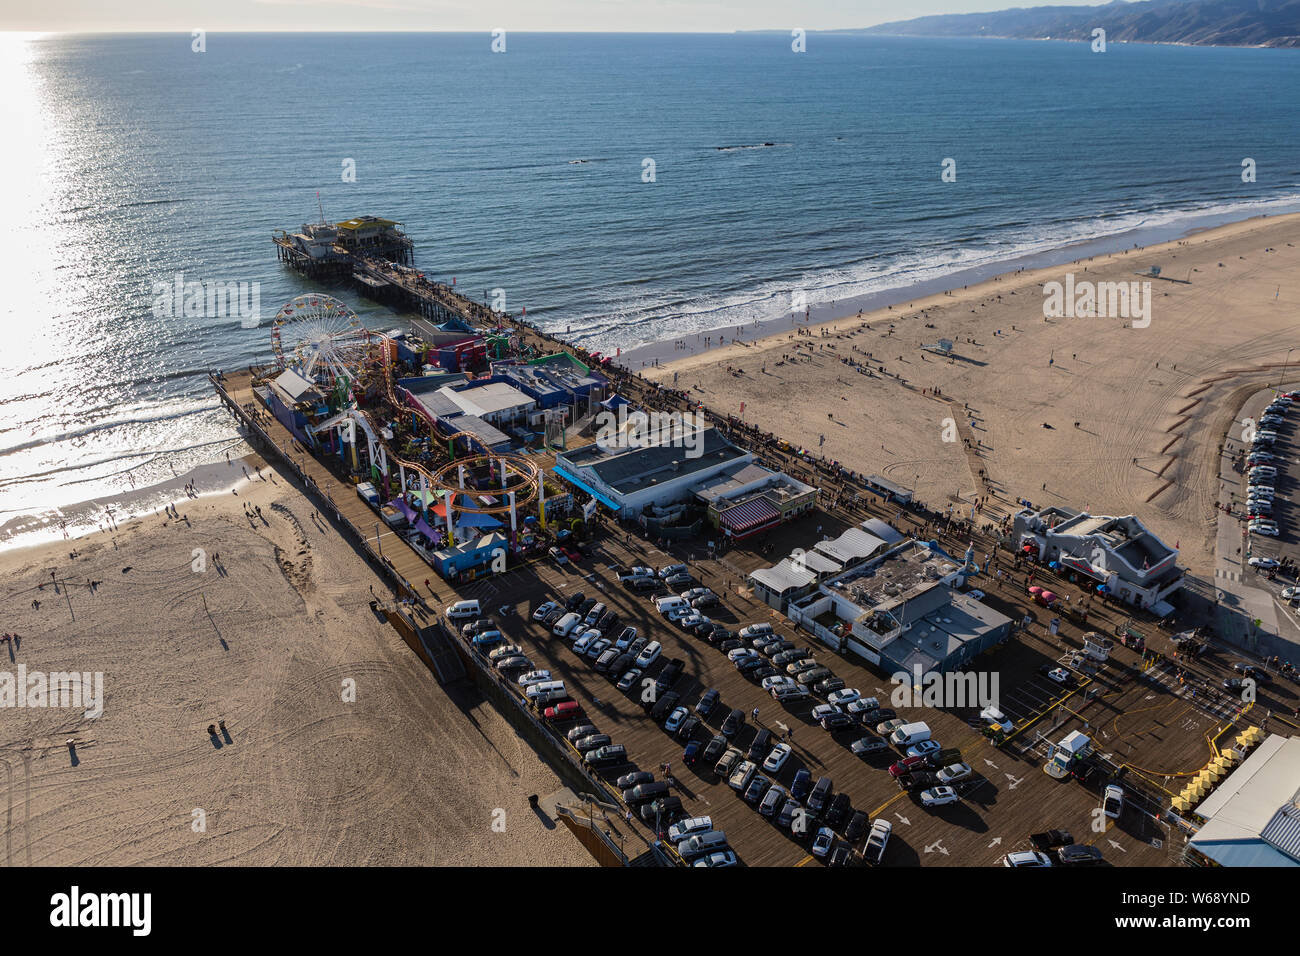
left=458, top=506, right=1221, bottom=866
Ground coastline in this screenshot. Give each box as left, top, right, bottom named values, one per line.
left=616, top=207, right=1300, bottom=373
left=0, top=448, right=258, bottom=555
left=632, top=208, right=1300, bottom=578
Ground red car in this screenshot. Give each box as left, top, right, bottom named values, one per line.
left=888, top=755, right=935, bottom=778
left=563, top=547, right=582, bottom=563
left=544, top=701, right=584, bottom=722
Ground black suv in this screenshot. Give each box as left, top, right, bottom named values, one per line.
left=807, top=776, right=834, bottom=815
left=655, top=658, right=685, bottom=694
left=825, top=792, right=851, bottom=829
left=721, top=708, right=746, bottom=739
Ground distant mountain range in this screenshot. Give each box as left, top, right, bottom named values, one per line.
left=856, top=0, right=1300, bottom=48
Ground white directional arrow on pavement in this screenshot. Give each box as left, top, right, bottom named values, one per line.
left=988, top=837, right=1002, bottom=848
left=984, top=758, right=999, bottom=769
left=924, top=840, right=949, bottom=855
left=1006, top=774, right=1024, bottom=790
left=895, top=813, right=911, bottom=826
left=1108, top=839, right=1126, bottom=853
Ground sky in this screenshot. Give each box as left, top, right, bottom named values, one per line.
left=1, top=0, right=1121, bottom=34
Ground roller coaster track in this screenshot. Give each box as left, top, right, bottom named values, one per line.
left=351, top=331, right=541, bottom=517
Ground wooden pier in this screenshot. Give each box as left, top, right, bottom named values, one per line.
left=273, top=218, right=503, bottom=328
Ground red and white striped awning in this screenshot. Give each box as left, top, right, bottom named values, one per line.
left=719, top=498, right=782, bottom=538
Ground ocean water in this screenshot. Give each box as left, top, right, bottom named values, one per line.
left=3, top=31, right=1300, bottom=533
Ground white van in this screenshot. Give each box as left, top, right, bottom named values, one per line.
left=445, top=599, right=481, bottom=620
left=655, top=596, right=689, bottom=615
left=525, top=680, right=566, bottom=704
left=552, top=612, right=582, bottom=638
left=890, top=721, right=932, bottom=747
left=677, top=830, right=728, bottom=860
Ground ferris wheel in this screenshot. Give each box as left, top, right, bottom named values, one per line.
left=270, top=294, right=373, bottom=385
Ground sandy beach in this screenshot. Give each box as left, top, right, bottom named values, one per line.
left=0, top=455, right=592, bottom=866
left=643, top=213, right=1300, bottom=576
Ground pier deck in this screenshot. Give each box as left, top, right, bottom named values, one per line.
left=217, top=364, right=1264, bottom=867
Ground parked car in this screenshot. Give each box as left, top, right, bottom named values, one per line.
left=851, top=735, right=889, bottom=757
left=827, top=688, right=862, bottom=706
left=1056, top=844, right=1105, bottom=866
left=635, top=641, right=662, bottom=668
left=641, top=796, right=683, bottom=825
left=702, top=734, right=728, bottom=765
left=920, top=786, right=960, bottom=807
left=676, top=716, right=701, bottom=742
left=807, top=776, right=834, bottom=814
left=584, top=744, right=627, bottom=767
left=663, top=706, right=689, bottom=733
left=845, top=810, right=869, bottom=844
left=862, top=818, right=892, bottom=865
left=531, top=601, right=558, bottom=621
left=898, top=771, right=939, bottom=792
left=936, top=762, right=974, bottom=784
left=759, top=784, right=788, bottom=818
left=544, top=701, right=584, bottom=722
left=811, top=827, right=835, bottom=858
left=667, top=815, right=712, bottom=844
left=1102, top=784, right=1124, bottom=819
left=655, top=658, right=685, bottom=693
left=790, top=769, right=813, bottom=802
left=747, top=729, right=774, bottom=763
left=728, top=760, right=758, bottom=793
left=720, top=708, right=746, bottom=739
left=906, top=740, right=942, bottom=758
left=889, top=755, right=937, bottom=778
left=682, top=740, right=702, bottom=766
left=825, top=792, right=851, bottom=829
left=616, top=771, right=655, bottom=790
left=1003, top=850, right=1053, bottom=867
left=616, top=668, right=642, bottom=691
left=714, top=746, right=743, bottom=778
left=743, top=775, right=772, bottom=805
left=813, top=677, right=846, bottom=696
left=763, top=743, right=792, bottom=773
left=776, top=798, right=800, bottom=829
left=821, top=713, right=855, bottom=731
left=771, top=683, right=810, bottom=702
left=623, top=781, right=669, bottom=805
left=1030, top=829, right=1074, bottom=850
left=695, top=688, right=720, bottom=716
left=811, top=703, right=842, bottom=723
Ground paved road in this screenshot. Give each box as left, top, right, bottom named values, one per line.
left=1214, top=384, right=1300, bottom=663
